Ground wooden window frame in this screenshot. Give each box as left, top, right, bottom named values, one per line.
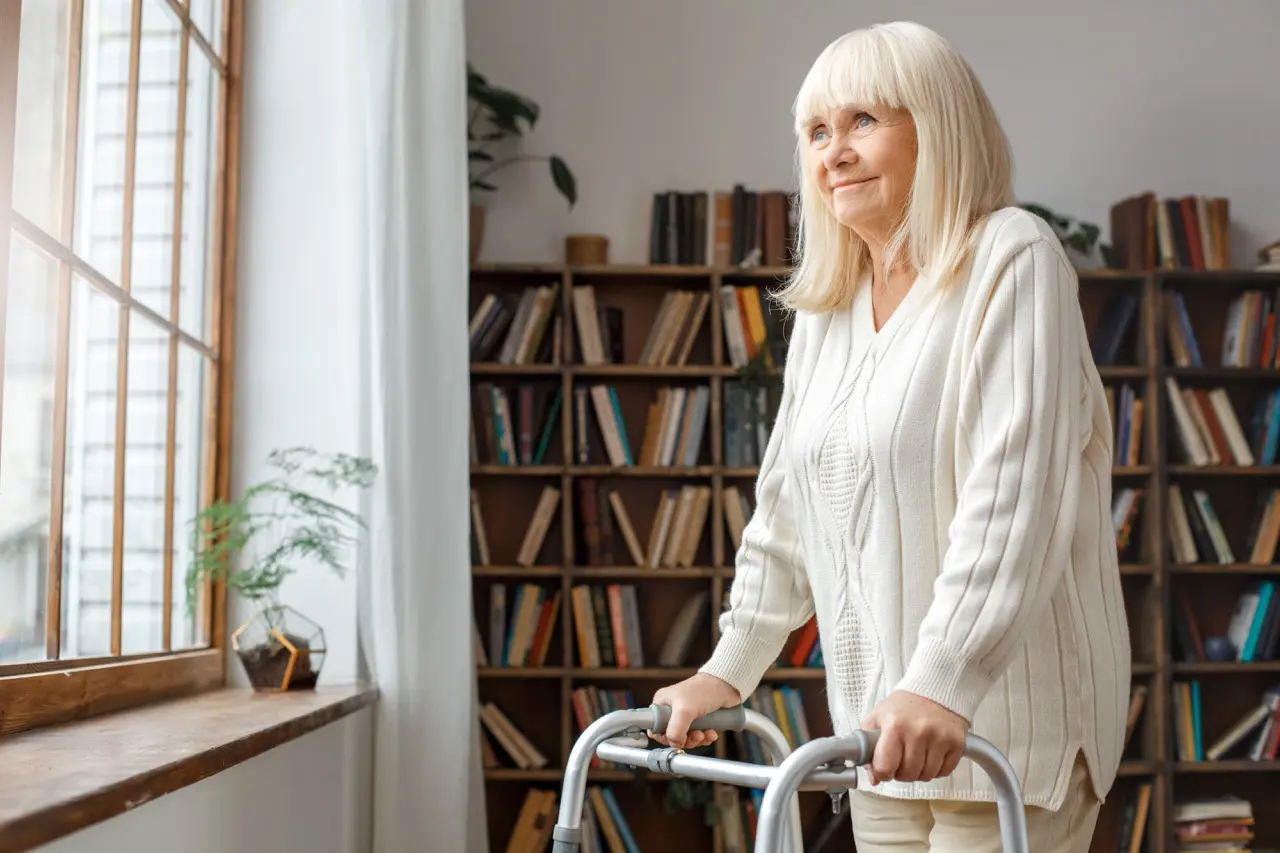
left=0, top=0, right=243, bottom=737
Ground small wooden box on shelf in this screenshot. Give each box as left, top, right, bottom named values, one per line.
left=468, top=257, right=1280, bottom=853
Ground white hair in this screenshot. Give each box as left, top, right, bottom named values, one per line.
left=777, top=21, right=1015, bottom=314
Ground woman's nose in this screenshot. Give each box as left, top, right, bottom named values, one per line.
left=823, top=134, right=855, bottom=171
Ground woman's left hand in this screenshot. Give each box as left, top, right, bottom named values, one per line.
left=860, top=690, right=968, bottom=785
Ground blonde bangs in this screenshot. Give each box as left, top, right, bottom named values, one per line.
left=792, top=29, right=907, bottom=137
left=777, top=21, right=1015, bottom=317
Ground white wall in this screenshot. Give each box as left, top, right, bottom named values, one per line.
left=464, top=0, right=1280, bottom=268
left=223, top=0, right=363, bottom=686
left=34, top=1, right=373, bottom=850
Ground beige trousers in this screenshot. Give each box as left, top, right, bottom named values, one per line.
left=848, top=753, right=1100, bottom=853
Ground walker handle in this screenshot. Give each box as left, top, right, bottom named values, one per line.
left=648, top=703, right=748, bottom=734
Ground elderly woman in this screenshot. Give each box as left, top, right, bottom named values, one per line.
left=652, top=20, right=1130, bottom=853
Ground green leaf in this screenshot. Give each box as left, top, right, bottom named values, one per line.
left=1100, top=243, right=1122, bottom=269
left=469, top=87, right=536, bottom=133
left=550, top=156, right=576, bottom=207
left=182, top=446, right=377, bottom=614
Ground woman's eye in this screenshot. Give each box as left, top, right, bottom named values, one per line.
left=811, top=127, right=828, bottom=142
left=855, top=112, right=874, bottom=128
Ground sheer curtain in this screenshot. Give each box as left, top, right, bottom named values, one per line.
left=344, top=0, right=488, bottom=851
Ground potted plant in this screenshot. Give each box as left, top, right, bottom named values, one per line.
left=185, top=447, right=378, bottom=692
left=467, top=62, right=577, bottom=262
left=1020, top=202, right=1120, bottom=270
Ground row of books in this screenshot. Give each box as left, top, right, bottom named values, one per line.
left=776, top=615, right=823, bottom=669
left=479, top=700, right=549, bottom=771
left=1174, top=796, right=1255, bottom=853
left=474, top=476, right=1269, bottom=574
left=634, top=289, right=709, bottom=367
left=572, top=284, right=689, bottom=367
left=483, top=279, right=788, bottom=370
left=482, top=582, right=561, bottom=669
left=568, top=584, right=644, bottom=669
left=642, top=485, right=713, bottom=569
left=1167, top=485, right=1280, bottom=566
left=635, top=386, right=710, bottom=467
left=470, top=479, right=753, bottom=570
left=648, top=186, right=795, bottom=269
left=469, top=284, right=562, bottom=365
left=713, top=686, right=814, bottom=852
left=1173, top=584, right=1280, bottom=664
left=724, top=380, right=779, bottom=469
left=1166, top=378, right=1259, bottom=467
left=471, top=367, right=1279, bottom=473
left=1165, top=287, right=1280, bottom=370
left=576, top=480, right=712, bottom=570
left=1114, top=782, right=1153, bottom=853
left=729, top=685, right=813, bottom=763
left=471, top=383, right=561, bottom=467
left=1108, top=383, right=1145, bottom=465
left=500, top=785, right=639, bottom=853
left=570, top=685, right=635, bottom=769
left=1113, top=487, right=1144, bottom=558
left=569, top=585, right=710, bottom=670
left=479, top=582, right=711, bottom=671
left=1109, top=191, right=1231, bottom=272
left=721, top=284, right=785, bottom=370
left=1176, top=682, right=1280, bottom=764
left=1093, top=292, right=1140, bottom=367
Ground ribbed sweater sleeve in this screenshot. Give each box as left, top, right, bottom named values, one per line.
left=699, top=366, right=815, bottom=701
left=896, top=239, right=1085, bottom=722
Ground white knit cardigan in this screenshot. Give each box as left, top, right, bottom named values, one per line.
left=700, top=207, right=1131, bottom=809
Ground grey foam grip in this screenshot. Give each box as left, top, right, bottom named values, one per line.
left=649, top=703, right=748, bottom=733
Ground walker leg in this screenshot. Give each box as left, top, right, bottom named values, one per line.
left=752, top=732, right=1031, bottom=853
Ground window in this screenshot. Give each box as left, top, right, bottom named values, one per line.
left=0, top=0, right=241, bottom=733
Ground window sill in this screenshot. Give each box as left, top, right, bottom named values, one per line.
left=0, top=682, right=379, bottom=852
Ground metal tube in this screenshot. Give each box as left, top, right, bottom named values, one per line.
left=954, top=734, right=1031, bottom=853
left=753, top=732, right=1031, bottom=853
left=552, top=701, right=793, bottom=850
left=552, top=708, right=655, bottom=853
left=739, top=709, right=806, bottom=853
left=594, top=742, right=862, bottom=791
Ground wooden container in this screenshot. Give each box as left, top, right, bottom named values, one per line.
left=565, top=233, right=609, bottom=265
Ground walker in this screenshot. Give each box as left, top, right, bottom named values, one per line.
left=551, top=705, right=1031, bottom=853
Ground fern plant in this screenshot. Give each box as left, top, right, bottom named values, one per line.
left=185, top=447, right=378, bottom=615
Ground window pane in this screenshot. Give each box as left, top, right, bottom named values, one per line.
left=73, top=0, right=134, bottom=285
left=172, top=343, right=208, bottom=649
left=12, top=0, right=73, bottom=236
left=179, top=45, right=218, bottom=342
left=121, top=309, right=169, bottom=654
left=0, top=235, right=61, bottom=664
left=189, top=0, right=223, bottom=57
left=60, top=277, right=121, bottom=659
left=128, top=0, right=182, bottom=320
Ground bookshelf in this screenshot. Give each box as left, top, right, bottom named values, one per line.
left=469, top=259, right=1280, bottom=853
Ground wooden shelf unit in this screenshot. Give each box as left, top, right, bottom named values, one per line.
left=469, top=263, right=1280, bottom=853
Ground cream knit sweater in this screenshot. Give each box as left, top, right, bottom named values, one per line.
left=700, top=207, right=1131, bottom=810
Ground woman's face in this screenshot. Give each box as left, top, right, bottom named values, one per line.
left=803, top=103, right=917, bottom=240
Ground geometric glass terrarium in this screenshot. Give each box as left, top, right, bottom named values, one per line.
left=231, top=603, right=327, bottom=692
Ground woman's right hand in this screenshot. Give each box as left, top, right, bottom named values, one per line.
left=649, top=672, right=742, bottom=750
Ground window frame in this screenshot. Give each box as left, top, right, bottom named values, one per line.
left=0, top=0, right=242, bottom=737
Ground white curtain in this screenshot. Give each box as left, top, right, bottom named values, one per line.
left=344, top=0, right=489, bottom=851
